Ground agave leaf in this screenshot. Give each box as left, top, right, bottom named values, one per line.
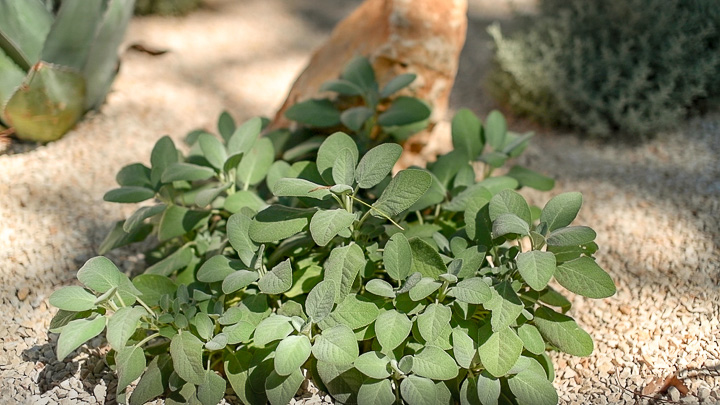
left=0, top=48, right=25, bottom=109
left=4, top=62, right=85, bottom=142
left=0, top=0, right=53, bottom=70
left=83, top=0, right=135, bottom=110
left=40, top=0, right=105, bottom=71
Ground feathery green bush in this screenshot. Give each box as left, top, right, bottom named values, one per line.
left=47, top=57, right=614, bottom=404
left=489, top=0, right=720, bottom=138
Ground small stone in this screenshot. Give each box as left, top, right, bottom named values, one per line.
left=698, top=386, right=710, bottom=400
left=60, top=380, right=71, bottom=390
left=93, top=384, right=106, bottom=402
left=17, top=287, right=30, bottom=301
left=668, top=386, right=681, bottom=402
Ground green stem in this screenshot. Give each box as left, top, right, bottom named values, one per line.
left=135, top=332, right=161, bottom=349
left=351, top=195, right=404, bottom=230
left=135, top=297, right=157, bottom=320
left=415, top=211, right=424, bottom=225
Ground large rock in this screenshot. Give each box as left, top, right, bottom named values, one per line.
left=271, top=0, right=468, bottom=164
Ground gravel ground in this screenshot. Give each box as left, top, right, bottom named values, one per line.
left=1, top=0, right=719, bottom=404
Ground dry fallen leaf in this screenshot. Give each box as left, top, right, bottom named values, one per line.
left=641, top=372, right=689, bottom=397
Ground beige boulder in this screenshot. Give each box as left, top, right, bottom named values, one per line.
left=271, top=0, right=468, bottom=164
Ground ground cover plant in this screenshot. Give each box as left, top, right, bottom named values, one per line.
left=489, top=0, right=720, bottom=138
left=47, top=57, right=615, bottom=404
left=0, top=0, right=135, bottom=142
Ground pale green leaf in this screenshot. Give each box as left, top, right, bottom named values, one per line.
left=477, top=326, right=523, bottom=377
left=224, top=190, right=267, bottom=213
left=321, top=294, right=379, bottom=330
left=516, top=251, right=556, bottom=291
left=489, top=189, right=531, bottom=224
left=228, top=117, right=262, bottom=155
left=161, top=163, right=215, bottom=183
left=373, top=169, right=432, bottom=218
left=448, top=277, right=492, bottom=305
left=306, top=280, right=336, bottom=323
left=312, top=324, right=359, bottom=365
left=227, top=212, right=257, bottom=267
left=365, top=279, right=395, bottom=298
left=517, top=324, right=545, bottom=355
left=77, top=256, right=139, bottom=305
left=492, top=213, right=530, bottom=237
left=485, top=281, right=524, bottom=331
left=476, top=372, right=501, bottom=405
left=198, top=371, right=226, bottom=405
left=132, top=275, right=176, bottom=307
left=258, top=259, right=293, bottom=295
left=317, top=132, right=359, bottom=183
left=375, top=310, right=412, bottom=353
left=107, top=307, right=146, bottom=350
left=324, top=244, right=366, bottom=303
left=272, top=178, right=332, bottom=200
left=117, top=346, right=146, bottom=394
left=222, top=270, right=259, bottom=294
left=56, top=316, right=106, bottom=360
left=196, top=255, right=240, bottom=283
left=274, top=335, right=311, bottom=376
left=554, top=257, right=615, bottom=298
left=417, top=304, right=452, bottom=343
left=357, top=378, right=395, bottom=405
left=384, top=233, right=412, bottom=281
left=485, top=110, right=507, bottom=151
left=332, top=148, right=356, bottom=186
left=249, top=205, right=314, bottom=243
left=310, top=209, right=355, bottom=246
left=236, top=137, right=274, bottom=188
left=452, top=328, right=477, bottom=369
left=198, top=133, right=227, bottom=170
left=508, top=367, right=558, bottom=405
left=170, top=332, right=205, bottom=385
left=49, top=286, right=96, bottom=312
left=400, top=375, right=437, bottom=405
left=266, top=369, right=304, bottom=405
left=412, top=345, right=459, bottom=380
left=534, top=306, right=593, bottom=356
left=353, top=352, right=390, bottom=379
left=253, top=315, right=293, bottom=347
left=409, top=277, right=442, bottom=301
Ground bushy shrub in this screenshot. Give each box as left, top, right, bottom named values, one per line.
left=489, top=0, right=720, bottom=138
left=47, top=57, right=614, bottom=405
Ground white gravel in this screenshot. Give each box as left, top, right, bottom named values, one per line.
left=1, top=0, right=718, bottom=404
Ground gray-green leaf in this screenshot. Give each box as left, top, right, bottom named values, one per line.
left=117, top=345, right=146, bottom=393
left=372, top=169, right=432, bottom=218
left=258, top=259, right=293, bottom=295
left=534, top=306, right=593, bottom=356
left=253, top=315, right=294, bottom=347
left=265, top=369, right=304, bottom=405
left=274, top=335, right=312, bottom=376
left=355, top=143, right=403, bottom=189
left=249, top=205, right=315, bottom=243
left=409, top=238, right=447, bottom=280
left=324, top=244, right=366, bottom=303
left=492, top=213, right=530, bottom=237
left=306, top=280, right=336, bottom=323
left=49, top=286, right=96, bottom=312
left=170, top=332, right=205, bottom=385
left=412, top=345, right=459, bottom=380
left=107, top=307, right=146, bottom=350
left=332, top=148, right=356, bottom=186
left=384, top=233, right=412, bottom=281
left=485, top=281, right=524, bottom=331
left=236, top=137, right=274, bottom=188
left=317, top=132, right=359, bottom=183
left=310, top=209, right=355, bottom=246
left=56, top=316, right=106, bottom=360
left=272, top=178, right=332, bottom=200
left=353, top=352, right=390, bottom=379
left=357, top=378, right=395, bottom=405
left=554, top=256, right=615, bottom=298
left=546, top=226, right=596, bottom=247
left=489, top=189, right=532, bottom=225
left=417, top=303, right=452, bottom=343
left=227, top=212, right=257, bottom=267
left=508, top=366, right=558, bottom=405
left=312, top=324, right=359, bottom=365
left=540, top=192, right=582, bottom=232
left=400, top=375, right=437, bottom=405
left=448, top=277, right=492, bottom=305
left=517, top=324, right=545, bottom=355
left=477, top=326, right=523, bottom=377
left=375, top=310, right=411, bottom=353
left=516, top=251, right=556, bottom=291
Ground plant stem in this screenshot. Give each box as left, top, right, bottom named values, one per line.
left=135, top=332, right=161, bottom=349
left=135, top=297, right=157, bottom=320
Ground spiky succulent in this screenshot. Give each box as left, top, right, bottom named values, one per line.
left=0, top=0, right=135, bottom=142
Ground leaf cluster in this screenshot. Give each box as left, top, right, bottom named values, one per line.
left=49, top=58, right=615, bottom=405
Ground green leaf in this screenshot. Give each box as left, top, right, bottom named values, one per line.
left=506, top=166, right=554, bottom=191
left=332, top=148, right=357, bottom=186
left=477, top=325, right=523, bottom=377
left=258, top=259, right=293, bottom=295
left=554, top=257, right=615, bottom=298
left=317, top=132, right=359, bottom=183
left=485, top=110, right=507, bottom=151
left=77, top=256, right=139, bottom=305
left=49, top=310, right=91, bottom=334
left=485, top=281, right=524, bottom=332
left=312, top=324, right=359, bottom=365
left=540, top=192, right=582, bottom=232
left=320, top=79, right=363, bottom=96
left=170, top=332, right=206, bottom=385
left=285, top=99, right=341, bottom=127
left=228, top=116, right=261, bottom=155
left=341, top=56, right=376, bottom=90
left=492, top=213, right=530, bottom=237
left=409, top=277, right=442, bottom=301
left=265, top=369, right=304, bottom=405
left=40, top=0, right=103, bottom=70
left=534, top=306, right=593, bottom=356
left=116, top=345, right=146, bottom=394
left=253, top=315, right=294, bottom=347
left=249, top=205, right=314, bottom=243
left=452, top=328, right=477, bottom=369
left=321, top=294, right=379, bottom=330
left=365, top=279, right=395, bottom=298
left=310, top=209, right=355, bottom=246
left=129, top=355, right=173, bottom=405
left=272, top=177, right=332, bottom=200
left=508, top=366, right=558, bottom=405
left=236, top=137, right=274, bottom=187
left=306, top=280, right=336, bottom=323
left=452, top=108, right=483, bottom=160
left=99, top=221, right=152, bottom=255
left=161, top=162, right=215, bottom=183
left=546, top=226, right=596, bottom=247
left=145, top=246, right=193, bottom=276
left=476, top=372, right=501, bottom=405
left=400, top=375, right=437, bottom=405
left=455, top=245, right=487, bottom=279
left=158, top=205, right=210, bottom=242
left=116, top=163, right=152, bottom=188
left=103, top=187, right=155, bottom=204
left=49, top=286, right=96, bottom=312
left=198, top=371, right=226, bottom=405
left=224, top=351, right=257, bottom=405
left=316, top=361, right=363, bottom=404
left=223, top=320, right=255, bottom=345
left=518, top=324, right=545, bottom=355
left=107, top=307, right=146, bottom=350
left=372, top=169, right=432, bottom=218
left=224, top=190, right=267, bottom=213
left=516, top=251, right=556, bottom=291
left=460, top=375, right=480, bottom=405
left=417, top=303, right=452, bottom=343
left=355, top=143, right=403, bottom=189
left=375, top=310, right=412, bottom=353
left=124, top=204, right=166, bottom=232
left=198, top=133, right=227, bottom=170
left=56, top=316, right=106, bottom=360
left=353, top=352, right=390, bottom=379
left=381, top=73, right=417, bottom=98
left=193, top=313, right=214, bottom=341
left=489, top=189, right=531, bottom=224
left=378, top=96, right=431, bottom=127
left=357, top=378, right=395, bottom=405
left=227, top=212, right=258, bottom=267
left=195, top=255, right=239, bottom=282
left=274, top=335, right=312, bottom=376
left=448, top=277, right=492, bottom=305
left=384, top=233, right=413, bottom=281
left=412, top=346, right=459, bottom=380
left=409, top=238, right=447, bottom=280
left=133, top=274, right=177, bottom=307
left=150, top=136, right=178, bottom=179
left=324, top=244, right=366, bottom=303
left=341, top=106, right=374, bottom=131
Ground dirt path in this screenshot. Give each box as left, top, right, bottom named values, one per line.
left=1, top=1, right=718, bottom=403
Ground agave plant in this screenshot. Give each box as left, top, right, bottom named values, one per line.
left=0, top=0, right=135, bottom=143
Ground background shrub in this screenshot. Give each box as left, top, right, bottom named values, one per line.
left=488, top=0, right=720, bottom=138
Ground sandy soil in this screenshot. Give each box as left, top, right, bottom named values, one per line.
left=1, top=0, right=718, bottom=404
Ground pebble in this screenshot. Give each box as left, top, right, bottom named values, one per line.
left=16, top=287, right=30, bottom=301
left=669, top=386, right=681, bottom=402
left=699, top=386, right=711, bottom=400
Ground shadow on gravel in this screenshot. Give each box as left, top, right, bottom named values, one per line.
left=23, top=340, right=116, bottom=403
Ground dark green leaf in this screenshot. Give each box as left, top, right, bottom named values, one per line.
left=249, top=205, right=314, bottom=243
left=198, top=133, right=227, bottom=170
left=380, top=73, right=416, bottom=98
left=409, top=238, right=447, bottom=280
left=451, top=108, right=483, bottom=160
left=506, top=166, right=554, bottom=191
left=378, top=97, right=431, bottom=127
left=217, top=111, right=236, bottom=141
left=355, top=143, right=403, bottom=189
left=103, top=187, right=155, bottom=203
left=285, top=99, right=341, bottom=127
left=116, top=163, right=152, bottom=188
left=341, top=106, right=374, bottom=132
left=98, top=221, right=152, bottom=255
left=124, top=204, right=166, bottom=232
left=540, top=192, right=582, bottom=232
left=161, top=162, right=215, bottom=183
left=320, top=79, right=364, bottom=96
left=129, top=355, right=173, bottom=405
left=316, top=361, right=363, bottom=404
left=340, top=56, right=376, bottom=91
